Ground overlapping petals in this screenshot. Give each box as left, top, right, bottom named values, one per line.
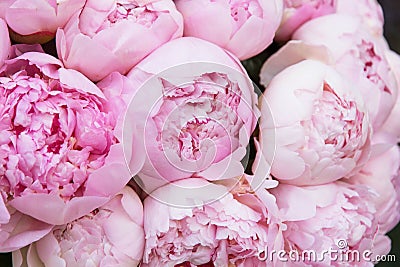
left=0, top=0, right=85, bottom=44
left=276, top=0, right=383, bottom=41
left=12, top=186, right=144, bottom=267
left=0, top=208, right=52, bottom=253
left=275, top=0, right=336, bottom=41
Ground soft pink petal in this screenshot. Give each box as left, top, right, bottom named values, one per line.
left=9, top=194, right=109, bottom=225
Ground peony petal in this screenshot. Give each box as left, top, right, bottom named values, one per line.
left=0, top=19, right=10, bottom=67
left=5, top=0, right=57, bottom=35
left=58, top=68, right=105, bottom=98
left=10, top=194, right=109, bottom=225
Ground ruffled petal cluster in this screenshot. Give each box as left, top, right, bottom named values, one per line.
left=142, top=178, right=283, bottom=267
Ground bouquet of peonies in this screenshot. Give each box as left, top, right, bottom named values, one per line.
left=0, top=0, right=399, bottom=266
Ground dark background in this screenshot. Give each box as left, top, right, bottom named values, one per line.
left=379, top=0, right=400, bottom=54
left=0, top=1, right=399, bottom=266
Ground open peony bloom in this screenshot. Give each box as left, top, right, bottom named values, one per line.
left=174, top=0, right=283, bottom=60
left=275, top=0, right=336, bottom=41
left=291, top=14, right=398, bottom=130
left=271, top=182, right=390, bottom=266
left=56, top=0, right=183, bottom=81
left=0, top=19, right=10, bottom=67
left=0, top=51, right=140, bottom=225
left=0, top=0, right=85, bottom=44
left=142, top=178, right=283, bottom=267
left=125, top=37, right=259, bottom=193
left=258, top=59, right=371, bottom=185
left=12, top=186, right=145, bottom=267
left=349, top=137, right=400, bottom=234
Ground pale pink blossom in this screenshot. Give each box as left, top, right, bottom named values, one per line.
left=13, top=186, right=145, bottom=267
left=175, top=0, right=283, bottom=60
left=0, top=52, right=140, bottom=225
left=0, top=0, right=85, bottom=44
left=125, top=37, right=259, bottom=193
left=271, top=182, right=389, bottom=266
left=258, top=59, right=370, bottom=185
left=56, top=0, right=183, bottom=81
left=142, top=178, right=283, bottom=267
left=291, top=14, right=398, bottom=130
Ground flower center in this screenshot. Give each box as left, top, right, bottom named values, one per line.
left=105, top=3, right=159, bottom=28
left=178, top=117, right=212, bottom=161
left=53, top=208, right=112, bottom=264
left=229, top=0, right=262, bottom=32
left=311, top=82, right=365, bottom=156
left=154, top=73, right=242, bottom=164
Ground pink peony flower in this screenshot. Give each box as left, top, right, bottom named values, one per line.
left=174, top=0, right=283, bottom=60
left=258, top=59, right=371, bottom=185
left=349, top=138, right=400, bottom=234
left=0, top=0, right=85, bottom=44
left=291, top=14, right=398, bottom=130
left=56, top=0, right=183, bottom=81
left=270, top=182, right=389, bottom=266
left=380, top=50, right=400, bottom=140
left=275, top=0, right=336, bottom=41
left=142, top=178, right=283, bottom=267
left=0, top=51, right=141, bottom=225
left=12, top=186, right=145, bottom=267
left=125, top=37, right=260, bottom=193
left=125, top=37, right=259, bottom=193
left=335, top=0, right=383, bottom=37
left=0, top=19, right=10, bottom=67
